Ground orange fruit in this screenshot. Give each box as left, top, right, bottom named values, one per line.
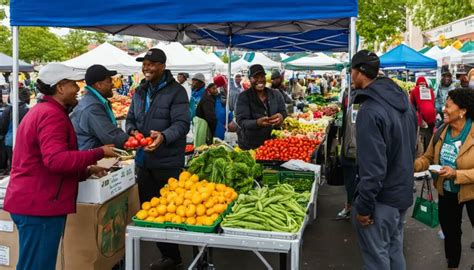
left=148, top=208, right=158, bottom=218
left=154, top=216, right=165, bottom=223
left=164, top=213, right=174, bottom=222
left=141, top=202, right=152, bottom=210
left=157, top=205, right=167, bottom=215
left=150, top=197, right=160, bottom=207
left=189, top=174, right=199, bottom=182
left=196, top=204, right=206, bottom=216
left=179, top=171, right=191, bottom=182
left=168, top=177, right=178, bottom=185
left=213, top=204, right=225, bottom=214
left=204, top=200, right=215, bottom=209
left=186, top=217, right=196, bottom=225
left=201, top=192, right=211, bottom=202
left=185, top=204, right=196, bottom=217
left=167, top=193, right=177, bottom=203
left=203, top=217, right=214, bottom=226
left=184, top=180, right=193, bottom=190
left=224, top=190, right=233, bottom=199
left=206, top=208, right=215, bottom=216
left=168, top=181, right=178, bottom=191
left=160, top=197, right=168, bottom=205
left=192, top=194, right=202, bottom=205
left=183, top=199, right=192, bottom=206
left=217, top=196, right=226, bottom=204
left=216, top=184, right=226, bottom=192
left=184, top=191, right=193, bottom=200
left=167, top=204, right=177, bottom=214
left=231, top=192, right=238, bottom=201
left=178, top=180, right=185, bottom=188
left=207, top=183, right=216, bottom=193
left=176, top=205, right=186, bottom=217
left=145, top=216, right=155, bottom=222
left=175, top=195, right=184, bottom=206
left=176, top=187, right=185, bottom=195
left=210, top=213, right=219, bottom=221
left=171, top=215, right=183, bottom=224
left=160, top=187, right=169, bottom=197
left=136, top=210, right=148, bottom=220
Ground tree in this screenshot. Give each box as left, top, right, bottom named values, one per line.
left=62, top=30, right=89, bottom=58
left=357, top=0, right=407, bottom=52
left=407, top=0, right=474, bottom=31
left=87, top=32, right=108, bottom=45
left=127, top=37, right=147, bottom=53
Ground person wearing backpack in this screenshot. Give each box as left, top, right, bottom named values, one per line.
left=410, top=76, right=436, bottom=153
left=4, top=86, right=31, bottom=173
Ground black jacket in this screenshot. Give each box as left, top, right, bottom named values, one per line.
left=354, top=77, right=417, bottom=216
left=126, top=70, right=190, bottom=169
left=235, top=87, right=287, bottom=150
left=71, top=91, right=129, bottom=150
left=196, top=92, right=217, bottom=134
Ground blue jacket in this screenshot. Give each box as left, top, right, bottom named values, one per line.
left=353, top=77, right=417, bottom=216
left=189, top=86, right=205, bottom=119
left=126, top=70, right=190, bottom=169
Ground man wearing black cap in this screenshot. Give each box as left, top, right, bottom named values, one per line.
left=435, top=66, right=455, bottom=124
left=271, top=70, right=293, bottom=105
left=127, top=48, right=190, bottom=270
left=71, top=64, right=129, bottom=150
left=235, top=64, right=287, bottom=150
left=350, top=50, right=417, bottom=270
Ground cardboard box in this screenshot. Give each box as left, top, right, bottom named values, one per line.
left=0, top=184, right=140, bottom=270
left=58, top=184, right=139, bottom=270
left=0, top=210, right=16, bottom=270
left=77, top=162, right=136, bottom=204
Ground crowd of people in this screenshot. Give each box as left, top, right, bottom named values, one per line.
left=1, top=44, right=474, bottom=270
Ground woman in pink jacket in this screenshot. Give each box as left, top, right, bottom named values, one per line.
left=3, top=63, right=117, bottom=270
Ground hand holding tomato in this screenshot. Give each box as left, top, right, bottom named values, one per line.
left=144, top=131, right=164, bottom=152
left=269, top=113, right=284, bottom=126
left=257, top=116, right=272, bottom=127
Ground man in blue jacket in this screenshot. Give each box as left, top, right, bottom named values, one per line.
left=71, top=64, right=129, bottom=150
left=350, top=50, right=417, bottom=270
left=126, top=48, right=190, bottom=270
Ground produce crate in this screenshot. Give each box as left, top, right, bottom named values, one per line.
left=132, top=203, right=234, bottom=233
left=261, top=169, right=315, bottom=192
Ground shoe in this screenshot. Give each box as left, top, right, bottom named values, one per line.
left=149, top=257, right=183, bottom=270
left=336, top=207, right=351, bottom=220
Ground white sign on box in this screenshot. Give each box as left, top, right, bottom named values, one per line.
left=77, top=162, right=135, bottom=204
left=0, top=245, right=9, bottom=266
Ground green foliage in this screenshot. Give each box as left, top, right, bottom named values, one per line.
left=62, top=30, right=89, bottom=58
left=357, top=0, right=407, bottom=51
left=127, top=37, right=147, bottom=52
left=87, top=32, right=108, bottom=44
left=407, top=0, right=474, bottom=31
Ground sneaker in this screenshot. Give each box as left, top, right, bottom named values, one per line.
left=336, top=207, right=351, bottom=220
left=149, top=258, right=183, bottom=270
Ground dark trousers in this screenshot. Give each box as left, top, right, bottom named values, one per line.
left=438, top=191, right=474, bottom=268
left=6, top=145, right=12, bottom=173
left=11, top=214, right=66, bottom=270
left=419, top=124, right=434, bottom=153
left=341, top=158, right=357, bottom=204
left=136, top=166, right=182, bottom=262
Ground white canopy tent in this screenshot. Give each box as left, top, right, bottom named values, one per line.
left=229, top=57, right=250, bottom=74
left=280, top=53, right=290, bottom=61
left=62, top=42, right=141, bottom=75
left=285, top=52, right=343, bottom=70
left=138, top=42, right=214, bottom=76
left=244, top=52, right=281, bottom=70
left=190, top=47, right=227, bottom=74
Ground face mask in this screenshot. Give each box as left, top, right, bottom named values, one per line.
left=469, top=80, right=474, bottom=90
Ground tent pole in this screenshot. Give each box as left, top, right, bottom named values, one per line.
left=225, top=45, right=232, bottom=139
left=12, top=26, right=19, bottom=147
left=347, top=17, right=357, bottom=109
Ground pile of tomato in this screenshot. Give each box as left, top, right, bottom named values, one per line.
left=124, top=132, right=154, bottom=150
left=255, top=137, right=320, bottom=162
left=185, top=144, right=194, bottom=153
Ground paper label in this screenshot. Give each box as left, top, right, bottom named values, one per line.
left=420, top=87, right=431, bottom=100
left=0, top=245, right=10, bottom=266
left=351, top=104, right=359, bottom=124
left=0, top=220, right=13, bottom=232
left=420, top=205, right=428, bottom=212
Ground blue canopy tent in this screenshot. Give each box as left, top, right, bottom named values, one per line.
left=380, top=44, right=437, bottom=70
left=9, top=0, right=358, bottom=150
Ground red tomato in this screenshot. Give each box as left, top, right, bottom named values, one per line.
left=140, top=138, right=148, bottom=147
left=146, top=137, right=154, bottom=145
left=124, top=141, right=131, bottom=149
left=135, top=133, right=144, bottom=141
left=130, top=138, right=139, bottom=148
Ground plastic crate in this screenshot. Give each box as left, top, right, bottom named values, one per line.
left=262, top=169, right=280, bottom=186
left=261, top=170, right=315, bottom=192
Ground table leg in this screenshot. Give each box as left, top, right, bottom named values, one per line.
left=134, top=238, right=141, bottom=270
left=280, top=252, right=287, bottom=270
left=290, top=241, right=300, bottom=270
left=125, top=233, right=133, bottom=270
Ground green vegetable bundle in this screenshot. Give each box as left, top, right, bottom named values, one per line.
left=187, top=146, right=263, bottom=194
left=221, top=184, right=310, bottom=233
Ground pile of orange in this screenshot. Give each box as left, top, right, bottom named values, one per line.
left=135, top=171, right=238, bottom=226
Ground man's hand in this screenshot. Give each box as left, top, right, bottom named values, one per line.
left=269, top=113, right=284, bottom=126
left=130, top=130, right=139, bottom=136
left=101, top=144, right=119, bottom=158
left=144, top=131, right=164, bottom=152
left=87, top=165, right=108, bottom=178
left=439, top=166, right=457, bottom=178
left=356, top=214, right=374, bottom=227
left=256, top=116, right=272, bottom=127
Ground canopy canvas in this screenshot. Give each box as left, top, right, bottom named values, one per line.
left=62, top=42, right=141, bottom=75
left=0, top=53, right=33, bottom=73
left=285, top=52, right=344, bottom=71
left=243, top=52, right=281, bottom=70
left=190, top=47, right=227, bottom=74
left=10, top=0, right=357, bottom=52
left=380, top=44, right=437, bottom=70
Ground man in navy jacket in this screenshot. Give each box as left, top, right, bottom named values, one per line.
left=351, top=50, right=417, bottom=270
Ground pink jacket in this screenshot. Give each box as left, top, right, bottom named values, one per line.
left=4, top=96, right=104, bottom=216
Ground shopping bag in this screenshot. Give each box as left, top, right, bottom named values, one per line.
left=412, top=178, right=439, bottom=228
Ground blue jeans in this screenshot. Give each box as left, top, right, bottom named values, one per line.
left=10, top=214, right=66, bottom=270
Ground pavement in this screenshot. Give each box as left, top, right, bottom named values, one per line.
left=140, top=182, right=474, bottom=270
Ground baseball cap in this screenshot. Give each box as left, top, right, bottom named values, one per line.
left=192, top=73, right=206, bottom=83
left=249, top=64, right=266, bottom=78
left=271, top=70, right=282, bottom=80
left=85, top=65, right=117, bottom=86
left=38, top=63, right=85, bottom=86
left=136, top=48, right=167, bottom=64
left=351, top=50, right=380, bottom=79
left=213, top=75, right=227, bottom=88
